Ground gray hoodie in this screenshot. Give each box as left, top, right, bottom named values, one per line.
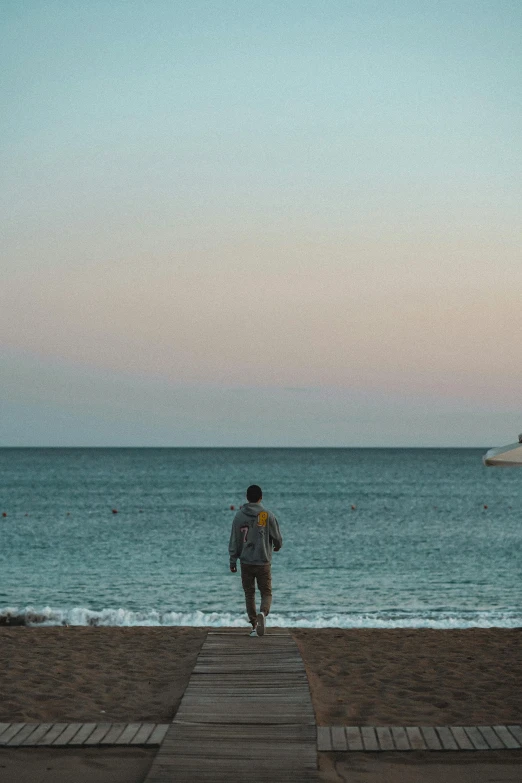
left=229, top=502, right=283, bottom=567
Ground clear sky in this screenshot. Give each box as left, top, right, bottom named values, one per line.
left=1, top=0, right=521, bottom=446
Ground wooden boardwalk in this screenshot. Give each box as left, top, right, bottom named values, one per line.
left=144, top=630, right=318, bottom=782
left=1, top=720, right=520, bottom=753
left=318, top=725, right=522, bottom=752
left=0, top=722, right=168, bottom=747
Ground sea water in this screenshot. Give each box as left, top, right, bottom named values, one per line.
left=0, top=447, right=520, bottom=628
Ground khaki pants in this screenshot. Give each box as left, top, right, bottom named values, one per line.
left=240, top=563, right=272, bottom=627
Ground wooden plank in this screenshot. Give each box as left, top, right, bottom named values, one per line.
left=405, top=727, right=427, bottom=750
left=0, top=724, right=25, bottom=745
left=331, top=726, right=347, bottom=751
left=493, top=725, right=521, bottom=749
left=190, top=698, right=311, bottom=704
left=190, top=677, right=309, bottom=683
left=147, top=724, right=169, bottom=746
left=507, top=726, right=522, bottom=745
left=175, top=712, right=314, bottom=724
left=156, top=744, right=318, bottom=761
left=147, top=761, right=316, bottom=782
left=162, top=738, right=317, bottom=761
left=158, top=745, right=317, bottom=769
left=179, top=696, right=312, bottom=707
left=195, top=654, right=302, bottom=660
left=168, top=724, right=315, bottom=742
left=131, top=724, right=155, bottom=745
left=7, top=724, right=40, bottom=746
left=477, top=726, right=505, bottom=749
left=99, top=723, right=128, bottom=745
left=195, top=658, right=303, bottom=664
left=184, top=693, right=309, bottom=700
left=114, top=723, right=143, bottom=745
left=195, top=658, right=273, bottom=663
left=390, top=726, right=410, bottom=750
left=196, top=653, right=301, bottom=659
left=317, top=726, right=331, bottom=752
left=420, top=727, right=442, bottom=750
left=153, top=749, right=318, bottom=767
left=463, top=727, right=489, bottom=750
left=435, top=726, right=458, bottom=750
left=201, top=649, right=298, bottom=655
left=185, top=685, right=309, bottom=692
left=21, top=723, right=53, bottom=746
left=69, top=723, right=97, bottom=745
left=37, top=724, right=68, bottom=746
left=190, top=671, right=308, bottom=678
left=193, top=665, right=304, bottom=672
left=53, top=723, right=83, bottom=746
left=204, top=643, right=295, bottom=649
left=360, top=727, right=379, bottom=751
left=450, top=726, right=474, bottom=750
left=345, top=726, right=363, bottom=751
left=375, top=726, right=394, bottom=751
left=83, top=723, right=112, bottom=746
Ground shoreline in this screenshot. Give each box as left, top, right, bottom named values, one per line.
left=2, top=608, right=521, bottom=629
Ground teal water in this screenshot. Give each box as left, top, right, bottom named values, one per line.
left=0, top=448, right=521, bottom=627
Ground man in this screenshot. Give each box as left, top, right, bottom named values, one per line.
left=229, top=484, right=283, bottom=636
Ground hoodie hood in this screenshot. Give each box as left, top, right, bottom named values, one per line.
left=238, top=502, right=265, bottom=519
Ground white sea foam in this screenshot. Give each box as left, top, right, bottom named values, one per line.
left=1, top=606, right=521, bottom=628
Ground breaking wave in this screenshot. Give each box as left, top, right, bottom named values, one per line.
left=1, top=606, right=521, bottom=628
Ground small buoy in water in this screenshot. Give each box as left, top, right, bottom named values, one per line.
left=230, top=505, right=235, bottom=510
left=112, top=508, right=118, bottom=514
left=483, top=504, right=488, bottom=510
left=67, top=512, right=70, bottom=516
left=351, top=505, right=356, bottom=511
left=139, top=509, right=143, bottom=513
left=2, top=512, right=6, bottom=518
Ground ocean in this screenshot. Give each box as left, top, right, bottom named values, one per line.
left=0, top=447, right=520, bottom=628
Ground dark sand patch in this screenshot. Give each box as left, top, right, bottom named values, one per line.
left=0, top=747, right=155, bottom=783
left=319, top=750, right=522, bottom=782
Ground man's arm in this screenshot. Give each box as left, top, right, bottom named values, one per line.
left=269, top=515, right=283, bottom=552
left=229, top=521, right=241, bottom=572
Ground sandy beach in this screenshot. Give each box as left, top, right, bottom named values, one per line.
left=1, top=627, right=521, bottom=725
left=293, top=628, right=522, bottom=726
left=0, top=627, right=205, bottom=723
left=1, top=627, right=521, bottom=782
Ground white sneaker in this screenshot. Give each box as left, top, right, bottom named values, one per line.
left=256, top=612, right=266, bottom=636
left=249, top=628, right=258, bottom=637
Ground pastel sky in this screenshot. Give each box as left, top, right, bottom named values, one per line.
left=1, top=1, right=521, bottom=446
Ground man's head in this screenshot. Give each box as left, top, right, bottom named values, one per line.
left=246, top=484, right=262, bottom=503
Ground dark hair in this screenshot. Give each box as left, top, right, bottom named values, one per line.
left=246, top=484, right=262, bottom=502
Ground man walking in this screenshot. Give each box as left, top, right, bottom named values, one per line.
left=229, top=485, right=283, bottom=636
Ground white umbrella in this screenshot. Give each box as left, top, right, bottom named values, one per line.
left=483, top=434, right=522, bottom=467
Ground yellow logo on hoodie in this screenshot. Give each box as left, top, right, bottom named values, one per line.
left=257, top=512, right=268, bottom=527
